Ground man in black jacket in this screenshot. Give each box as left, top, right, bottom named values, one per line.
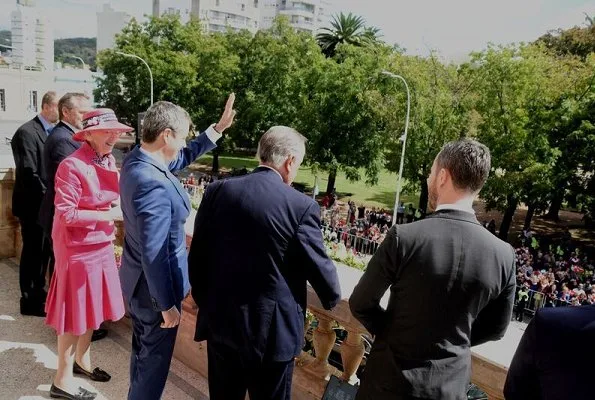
left=504, top=305, right=595, bottom=400
left=349, top=139, right=516, bottom=400
left=11, top=91, right=58, bottom=316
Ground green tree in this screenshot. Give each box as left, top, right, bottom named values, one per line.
left=470, top=44, right=559, bottom=240
left=316, top=12, right=380, bottom=58
left=95, top=15, right=239, bottom=156
left=383, top=52, right=477, bottom=213
left=302, top=44, right=392, bottom=194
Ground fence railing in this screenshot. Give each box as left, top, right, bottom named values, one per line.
left=321, top=223, right=382, bottom=257
left=516, top=288, right=574, bottom=317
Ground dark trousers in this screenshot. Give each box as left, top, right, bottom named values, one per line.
left=42, top=233, right=55, bottom=283
left=18, top=218, right=47, bottom=303
left=127, top=278, right=179, bottom=400
left=515, top=301, right=526, bottom=321
left=207, top=341, right=295, bottom=400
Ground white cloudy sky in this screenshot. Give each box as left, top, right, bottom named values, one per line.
left=0, top=0, right=594, bottom=59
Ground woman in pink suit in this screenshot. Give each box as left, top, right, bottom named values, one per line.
left=45, top=109, right=132, bottom=400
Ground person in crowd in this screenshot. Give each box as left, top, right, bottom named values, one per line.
left=504, top=304, right=595, bottom=400
left=349, top=139, right=516, bottom=400
left=11, top=90, right=58, bottom=316
left=45, top=108, right=133, bottom=400
left=405, top=204, right=415, bottom=223
left=516, top=285, right=529, bottom=322
left=189, top=126, right=341, bottom=400
left=119, top=95, right=235, bottom=400
left=396, top=202, right=405, bottom=224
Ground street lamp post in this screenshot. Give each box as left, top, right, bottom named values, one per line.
left=65, top=55, right=86, bottom=70
left=381, top=70, right=411, bottom=226
left=116, top=51, right=154, bottom=105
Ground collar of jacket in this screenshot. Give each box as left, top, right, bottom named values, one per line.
left=426, top=209, right=481, bottom=225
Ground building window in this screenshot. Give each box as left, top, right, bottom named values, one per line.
left=29, top=90, right=38, bottom=113
left=0, top=89, right=5, bottom=112
left=254, top=0, right=258, bottom=7
left=216, top=0, right=220, bottom=6
left=241, top=3, right=245, bottom=11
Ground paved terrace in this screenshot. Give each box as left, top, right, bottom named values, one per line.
left=0, top=258, right=210, bottom=400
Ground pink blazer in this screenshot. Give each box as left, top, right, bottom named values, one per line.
left=52, top=142, right=119, bottom=248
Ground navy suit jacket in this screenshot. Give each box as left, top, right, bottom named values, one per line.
left=504, top=304, right=595, bottom=400
left=189, top=167, right=341, bottom=362
left=39, top=122, right=80, bottom=231
left=11, top=116, right=48, bottom=220
left=119, top=132, right=215, bottom=312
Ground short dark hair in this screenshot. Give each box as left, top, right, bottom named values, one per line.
left=141, top=101, right=191, bottom=144
left=41, top=91, right=57, bottom=108
left=435, top=139, right=491, bottom=192
left=58, top=92, right=89, bottom=119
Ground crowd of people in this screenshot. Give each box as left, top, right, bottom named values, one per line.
left=514, top=244, right=595, bottom=319
left=320, top=199, right=427, bottom=257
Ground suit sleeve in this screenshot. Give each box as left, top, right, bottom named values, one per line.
left=168, top=128, right=218, bottom=172
left=471, top=248, right=516, bottom=346
left=349, top=225, right=399, bottom=335
left=503, top=313, right=541, bottom=399
left=132, top=180, right=176, bottom=311
left=11, top=128, right=45, bottom=196
left=296, top=202, right=341, bottom=310
left=54, top=160, right=102, bottom=229
left=189, top=182, right=219, bottom=307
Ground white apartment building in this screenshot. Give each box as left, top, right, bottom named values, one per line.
left=152, top=0, right=330, bottom=35
left=260, top=0, right=331, bottom=34
left=193, top=0, right=260, bottom=33
left=97, top=4, right=132, bottom=52
left=10, top=1, right=53, bottom=70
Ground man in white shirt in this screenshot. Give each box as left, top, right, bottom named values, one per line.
left=350, top=139, right=516, bottom=400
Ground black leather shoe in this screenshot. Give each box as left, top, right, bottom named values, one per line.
left=20, top=297, right=46, bottom=317
left=91, top=328, right=107, bottom=342
left=73, top=362, right=111, bottom=382
left=49, top=384, right=97, bottom=399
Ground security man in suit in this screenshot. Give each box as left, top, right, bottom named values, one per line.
left=349, top=139, right=516, bottom=400
left=189, top=126, right=341, bottom=400
left=11, top=91, right=58, bottom=316
left=119, top=95, right=235, bottom=400
left=39, top=92, right=91, bottom=277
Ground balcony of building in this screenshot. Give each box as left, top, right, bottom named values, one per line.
left=0, top=165, right=517, bottom=399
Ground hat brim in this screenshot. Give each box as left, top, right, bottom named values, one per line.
left=73, top=121, right=134, bottom=141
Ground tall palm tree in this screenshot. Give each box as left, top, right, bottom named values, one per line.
left=585, top=12, right=594, bottom=27
left=316, top=12, right=368, bottom=57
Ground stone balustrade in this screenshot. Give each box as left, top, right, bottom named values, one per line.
left=0, top=167, right=19, bottom=259
left=99, top=212, right=511, bottom=399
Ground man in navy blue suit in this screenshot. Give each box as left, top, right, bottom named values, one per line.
left=119, top=95, right=236, bottom=400
left=504, top=304, right=595, bottom=400
left=188, top=126, right=342, bottom=400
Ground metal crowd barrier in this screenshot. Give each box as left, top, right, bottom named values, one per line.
left=322, top=224, right=382, bottom=257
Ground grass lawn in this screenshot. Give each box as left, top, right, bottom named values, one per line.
left=190, top=154, right=419, bottom=209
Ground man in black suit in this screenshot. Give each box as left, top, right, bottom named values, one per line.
left=11, top=91, right=59, bottom=316
left=504, top=305, right=595, bottom=400
left=189, top=126, right=341, bottom=400
left=38, top=92, right=90, bottom=274
left=349, top=139, right=516, bottom=400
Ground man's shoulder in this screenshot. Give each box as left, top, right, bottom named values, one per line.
left=13, top=118, right=40, bottom=138
left=536, top=304, right=595, bottom=330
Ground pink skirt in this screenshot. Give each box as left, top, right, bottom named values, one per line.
left=45, top=241, right=125, bottom=336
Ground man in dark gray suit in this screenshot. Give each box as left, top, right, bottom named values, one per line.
left=11, top=91, right=58, bottom=316
left=349, top=139, right=516, bottom=400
